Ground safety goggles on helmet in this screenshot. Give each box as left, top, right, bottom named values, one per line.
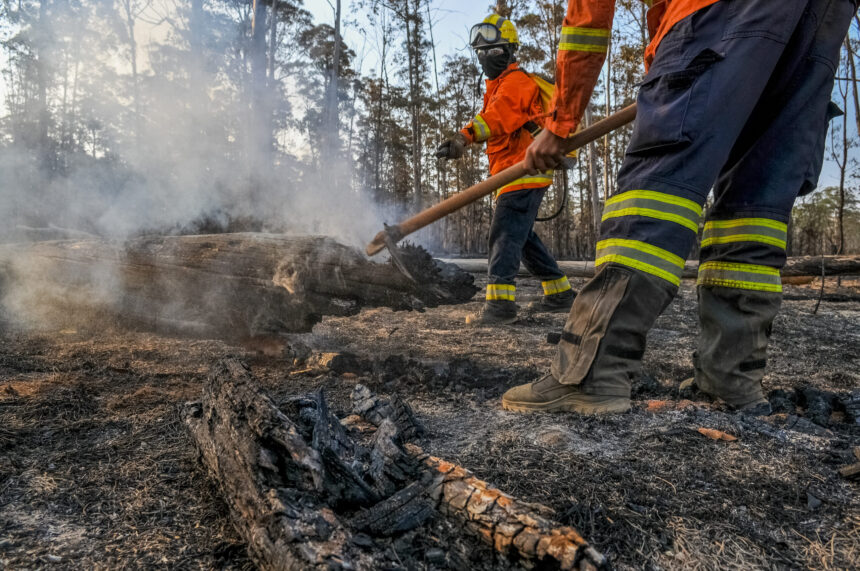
left=470, top=22, right=502, bottom=48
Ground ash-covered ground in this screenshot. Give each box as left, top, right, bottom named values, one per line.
left=0, top=274, right=858, bottom=570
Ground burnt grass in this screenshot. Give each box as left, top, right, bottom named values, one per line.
left=0, top=275, right=858, bottom=570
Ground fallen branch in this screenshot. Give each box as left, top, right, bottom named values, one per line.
left=442, top=256, right=860, bottom=280
left=183, top=359, right=607, bottom=570
left=418, top=452, right=607, bottom=568
left=15, top=224, right=99, bottom=241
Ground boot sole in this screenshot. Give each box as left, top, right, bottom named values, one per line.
left=502, top=393, right=630, bottom=415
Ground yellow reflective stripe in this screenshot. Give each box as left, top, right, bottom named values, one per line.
left=603, top=208, right=699, bottom=232
left=697, top=262, right=782, bottom=293
left=704, top=218, right=787, bottom=232
left=486, top=283, right=515, bottom=301
left=700, top=262, right=780, bottom=276
left=702, top=218, right=788, bottom=249
left=597, top=238, right=685, bottom=268
left=559, top=43, right=609, bottom=53
left=596, top=254, right=681, bottom=286
left=596, top=239, right=684, bottom=286
left=498, top=173, right=553, bottom=194
left=602, top=190, right=702, bottom=232
left=560, top=26, right=610, bottom=53
left=561, top=27, right=611, bottom=38
left=701, top=234, right=787, bottom=249
left=471, top=115, right=491, bottom=142
left=542, top=277, right=571, bottom=295
left=605, top=190, right=702, bottom=215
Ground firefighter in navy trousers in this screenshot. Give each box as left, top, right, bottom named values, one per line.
left=502, top=0, right=858, bottom=415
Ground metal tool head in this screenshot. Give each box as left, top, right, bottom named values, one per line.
left=379, top=224, right=416, bottom=284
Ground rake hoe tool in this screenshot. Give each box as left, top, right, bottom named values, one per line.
left=366, top=104, right=638, bottom=258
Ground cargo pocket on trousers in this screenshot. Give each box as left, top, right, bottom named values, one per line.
left=799, top=101, right=843, bottom=196
left=627, top=48, right=724, bottom=155
left=563, top=266, right=632, bottom=384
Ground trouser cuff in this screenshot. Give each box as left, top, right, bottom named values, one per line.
left=542, top=276, right=571, bottom=296
left=486, top=283, right=515, bottom=301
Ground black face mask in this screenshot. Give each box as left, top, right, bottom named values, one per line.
left=478, top=49, right=511, bottom=80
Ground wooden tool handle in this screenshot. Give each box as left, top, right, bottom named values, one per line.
left=366, top=103, right=637, bottom=256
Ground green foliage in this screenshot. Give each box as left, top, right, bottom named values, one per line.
left=791, top=187, right=860, bottom=255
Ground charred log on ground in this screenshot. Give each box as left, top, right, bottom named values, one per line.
left=444, top=256, right=860, bottom=280
left=0, top=234, right=477, bottom=339
left=183, top=358, right=608, bottom=571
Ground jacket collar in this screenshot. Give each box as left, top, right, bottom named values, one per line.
left=486, top=61, right=520, bottom=86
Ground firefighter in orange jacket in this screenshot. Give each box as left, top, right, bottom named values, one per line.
left=502, top=0, right=857, bottom=415
left=436, top=15, right=575, bottom=326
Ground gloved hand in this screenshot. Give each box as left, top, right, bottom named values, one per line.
left=525, top=129, right=566, bottom=173
left=435, top=133, right=467, bottom=160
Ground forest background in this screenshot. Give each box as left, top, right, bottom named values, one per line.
left=1, top=0, right=858, bottom=259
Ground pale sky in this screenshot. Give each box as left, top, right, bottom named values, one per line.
left=303, top=0, right=488, bottom=78
left=302, top=0, right=852, bottom=189
left=0, top=1, right=853, bottom=188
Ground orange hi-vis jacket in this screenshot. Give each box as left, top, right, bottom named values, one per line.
left=460, top=62, right=554, bottom=197
left=545, top=0, right=720, bottom=138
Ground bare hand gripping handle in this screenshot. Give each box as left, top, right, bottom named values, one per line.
left=366, top=104, right=637, bottom=256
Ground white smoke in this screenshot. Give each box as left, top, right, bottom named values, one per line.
left=0, top=1, right=396, bottom=331
left=1, top=1, right=394, bottom=243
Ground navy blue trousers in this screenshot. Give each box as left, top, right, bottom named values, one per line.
left=551, top=0, right=856, bottom=400
left=596, top=0, right=856, bottom=291
left=487, top=188, right=565, bottom=290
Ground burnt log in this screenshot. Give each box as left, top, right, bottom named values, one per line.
left=184, top=358, right=608, bottom=570
left=0, top=234, right=477, bottom=339
left=183, top=359, right=359, bottom=570
left=351, top=383, right=425, bottom=441
left=443, top=255, right=860, bottom=280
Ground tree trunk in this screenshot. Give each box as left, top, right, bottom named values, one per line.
left=249, top=0, right=272, bottom=193
left=122, top=0, right=142, bottom=148
left=836, top=44, right=849, bottom=255
left=585, top=108, right=601, bottom=252
left=603, top=49, right=612, bottom=201
left=847, top=29, right=860, bottom=136
left=426, top=0, right=446, bottom=222
left=36, top=0, right=50, bottom=171
left=0, top=234, right=477, bottom=340
left=323, top=0, right=342, bottom=164
left=405, top=0, right=424, bottom=211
